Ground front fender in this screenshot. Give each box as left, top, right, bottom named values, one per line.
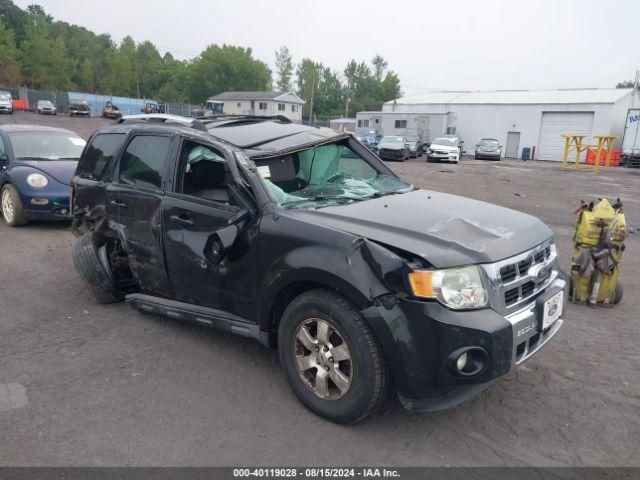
left=258, top=213, right=412, bottom=335
left=5, top=165, right=71, bottom=200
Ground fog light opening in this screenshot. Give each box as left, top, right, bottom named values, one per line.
left=30, top=198, right=49, bottom=205
left=449, top=347, right=488, bottom=377
left=456, top=352, right=468, bottom=372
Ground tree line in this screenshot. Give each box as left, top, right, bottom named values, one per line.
left=0, top=0, right=401, bottom=118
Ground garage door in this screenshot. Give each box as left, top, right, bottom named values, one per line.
left=537, top=112, right=594, bottom=161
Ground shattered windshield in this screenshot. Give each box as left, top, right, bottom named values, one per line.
left=255, top=143, right=413, bottom=210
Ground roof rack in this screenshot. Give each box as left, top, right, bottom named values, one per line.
left=118, top=114, right=208, bottom=132
left=198, top=114, right=293, bottom=126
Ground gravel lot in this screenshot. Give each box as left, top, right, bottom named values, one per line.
left=1, top=111, right=639, bottom=466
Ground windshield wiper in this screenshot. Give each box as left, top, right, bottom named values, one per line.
left=282, top=194, right=366, bottom=208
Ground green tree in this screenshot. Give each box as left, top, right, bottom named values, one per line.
left=77, top=58, right=94, bottom=91
left=0, top=19, right=21, bottom=85
left=186, top=44, right=271, bottom=103
left=616, top=80, right=638, bottom=93
left=0, top=0, right=29, bottom=44
left=20, top=10, right=72, bottom=89
left=275, top=46, right=293, bottom=91
left=372, top=54, right=388, bottom=81
left=102, top=36, right=136, bottom=96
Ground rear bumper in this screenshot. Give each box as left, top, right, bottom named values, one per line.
left=361, top=271, right=568, bottom=411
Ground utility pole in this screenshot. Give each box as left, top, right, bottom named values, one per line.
left=308, top=70, right=316, bottom=126
left=136, top=68, right=141, bottom=99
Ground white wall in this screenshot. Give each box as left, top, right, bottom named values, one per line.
left=451, top=103, right=616, bottom=159
left=362, top=101, right=627, bottom=159
left=220, top=99, right=302, bottom=122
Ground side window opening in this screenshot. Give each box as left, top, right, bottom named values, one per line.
left=179, top=140, right=236, bottom=205
left=78, top=133, right=125, bottom=181
left=119, top=135, right=171, bottom=189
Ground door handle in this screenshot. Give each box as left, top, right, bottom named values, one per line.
left=110, top=199, right=127, bottom=208
left=170, top=213, right=194, bottom=226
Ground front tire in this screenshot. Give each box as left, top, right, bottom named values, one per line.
left=278, top=289, right=389, bottom=424
left=1, top=184, right=28, bottom=226
left=72, top=233, right=126, bottom=304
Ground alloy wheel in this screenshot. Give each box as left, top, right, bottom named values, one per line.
left=1, top=189, right=14, bottom=223
left=293, top=318, right=352, bottom=400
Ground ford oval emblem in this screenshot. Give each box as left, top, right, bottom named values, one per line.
left=528, top=264, right=550, bottom=282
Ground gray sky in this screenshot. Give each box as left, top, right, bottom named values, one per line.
left=14, top=0, right=639, bottom=95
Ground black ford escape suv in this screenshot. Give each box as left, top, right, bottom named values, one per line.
left=71, top=113, right=568, bottom=423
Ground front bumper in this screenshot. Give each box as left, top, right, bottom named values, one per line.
left=0, top=105, right=12, bottom=112
left=476, top=151, right=501, bottom=159
left=379, top=148, right=405, bottom=160
left=428, top=153, right=458, bottom=162
left=361, top=272, right=568, bottom=411
left=20, top=191, right=72, bottom=220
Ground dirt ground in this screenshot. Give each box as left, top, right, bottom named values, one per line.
left=1, top=111, right=639, bottom=466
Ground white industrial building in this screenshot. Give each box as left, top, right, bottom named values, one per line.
left=356, top=88, right=635, bottom=160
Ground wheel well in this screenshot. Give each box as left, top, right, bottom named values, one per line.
left=267, top=281, right=342, bottom=348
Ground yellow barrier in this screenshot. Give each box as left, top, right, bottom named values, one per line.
left=560, top=134, right=617, bottom=173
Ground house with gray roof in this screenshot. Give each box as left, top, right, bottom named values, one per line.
left=206, top=91, right=306, bottom=123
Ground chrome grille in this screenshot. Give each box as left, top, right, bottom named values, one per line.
left=482, top=241, right=557, bottom=315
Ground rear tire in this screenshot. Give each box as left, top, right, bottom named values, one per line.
left=278, top=289, right=389, bottom=424
left=1, top=184, right=28, bottom=226
left=72, top=233, right=126, bottom=304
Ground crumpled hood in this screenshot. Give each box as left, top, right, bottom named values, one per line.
left=19, top=160, right=78, bottom=186
left=289, top=189, right=552, bottom=268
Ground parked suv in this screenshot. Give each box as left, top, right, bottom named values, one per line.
left=71, top=113, right=568, bottom=423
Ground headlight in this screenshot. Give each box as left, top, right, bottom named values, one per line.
left=27, top=173, right=48, bottom=189
left=408, top=265, right=488, bottom=310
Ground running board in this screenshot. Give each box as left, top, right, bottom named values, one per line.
left=126, top=293, right=260, bottom=341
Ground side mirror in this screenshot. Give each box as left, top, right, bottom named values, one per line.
left=462, top=150, right=467, bottom=154
left=204, top=209, right=250, bottom=265
left=500, top=145, right=504, bottom=149
left=0, top=153, right=8, bottom=162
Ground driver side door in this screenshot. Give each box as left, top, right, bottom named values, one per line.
left=161, top=136, right=259, bottom=323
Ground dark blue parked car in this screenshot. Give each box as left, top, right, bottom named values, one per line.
left=0, top=125, right=86, bottom=226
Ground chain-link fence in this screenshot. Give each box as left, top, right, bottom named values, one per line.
left=0, top=84, right=201, bottom=118
left=163, top=102, right=202, bottom=117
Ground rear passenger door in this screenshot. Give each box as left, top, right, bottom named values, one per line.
left=72, top=132, right=126, bottom=218
left=112, top=132, right=175, bottom=297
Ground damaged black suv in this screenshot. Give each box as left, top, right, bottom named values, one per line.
left=71, top=113, right=568, bottom=423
